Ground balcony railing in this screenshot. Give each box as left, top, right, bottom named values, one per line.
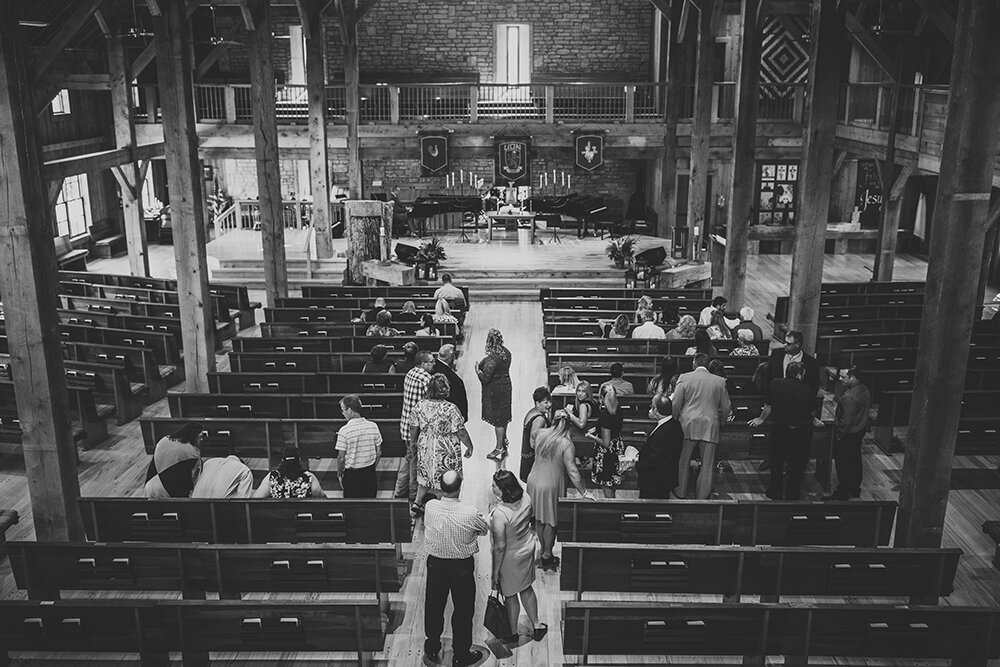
left=838, top=82, right=925, bottom=136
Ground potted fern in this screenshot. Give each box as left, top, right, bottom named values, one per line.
left=416, top=236, right=447, bottom=280
left=606, top=236, right=638, bottom=269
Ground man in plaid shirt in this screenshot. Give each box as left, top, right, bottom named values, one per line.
left=394, top=350, right=435, bottom=506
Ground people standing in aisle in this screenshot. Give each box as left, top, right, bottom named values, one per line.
left=635, top=394, right=684, bottom=499
left=825, top=365, right=871, bottom=501
left=526, top=413, right=594, bottom=571
left=394, top=351, right=435, bottom=509
left=423, top=470, right=487, bottom=667
left=519, top=386, right=552, bottom=482
left=490, top=470, right=548, bottom=644
left=336, top=395, right=382, bottom=498
left=589, top=383, right=625, bottom=498
left=409, top=374, right=474, bottom=515
left=749, top=361, right=824, bottom=500
left=478, top=328, right=513, bottom=461
left=672, top=353, right=732, bottom=499
left=434, top=344, right=468, bottom=421
left=757, top=330, right=820, bottom=472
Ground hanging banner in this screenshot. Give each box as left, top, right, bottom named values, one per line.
left=494, top=137, right=531, bottom=186
left=419, top=133, right=449, bottom=175
left=574, top=133, right=604, bottom=172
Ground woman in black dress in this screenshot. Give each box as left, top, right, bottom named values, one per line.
left=478, top=328, right=513, bottom=460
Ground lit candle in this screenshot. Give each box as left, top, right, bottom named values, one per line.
left=561, top=172, right=565, bottom=186
left=568, top=175, right=571, bottom=190
left=460, top=169, right=464, bottom=183
left=539, top=174, right=543, bottom=188
left=552, top=168, right=556, bottom=183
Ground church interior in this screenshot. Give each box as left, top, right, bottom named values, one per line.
left=1, top=0, right=1000, bottom=664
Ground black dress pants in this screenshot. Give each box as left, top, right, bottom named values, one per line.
left=424, top=555, right=475, bottom=658
left=768, top=425, right=811, bottom=500
left=833, top=430, right=865, bottom=497
left=341, top=463, right=377, bottom=498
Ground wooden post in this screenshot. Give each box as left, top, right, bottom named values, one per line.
left=108, top=31, right=150, bottom=277
left=687, top=0, right=716, bottom=256
left=658, top=0, right=686, bottom=239
left=338, top=1, right=362, bottom=199
left=299, top=0, right=333, bottom=259
left=247, top=0, right=288, bottom=303
left=787, top=0, right=845, bottom=354
left=344, top=200, right=391, bottom=285
left=0, top=3, right=84, bottom=541
left=895, top=0, right=1000, bottom=549
left=722, top=0, right=761, bottom=309
left=153, top=0, right=216, bottom=392
left=873, top=58, right=906, bottom=282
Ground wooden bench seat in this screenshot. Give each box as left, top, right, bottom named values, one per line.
left=8, top=541, right=402, bottom=603
left=563, top=602, right=1000, bottom=665
left=140, top=416, right=406, bottom=459
left=545, top=336, right=768, bottom=356
left=0, top=379, right=110, bottom=449
left=169, top=393, right=403, bottom=420
left=556, top=370, right=759, bottom=396
left=53, top=235, right=88, bottom=270
left=231, top=334, right=454, bottom=355
left=301, top=283, right=471, bottom=303
left=207, top=371, right=406, bottom=394
left=228, top=350, right=398, bottom=374
left=774, top=291, right=924, bottom=324
left=547, top=352, right=767, bottom=376
left=63, top=295, right=235, bottom=342
left=560, top=543, right=961, bottom=604
left=542, top=287, right=714, bottom=300
left=260, top=320, right=460, bottom=338
left=557, top=498, right=897, bottom=547
left=553, top=392, right=765, bottom=421
left=276, top=296, right=468, bottom=313
left=542, top=297, right=714, bottom=312
left=55, top=323, right=184, bottom=386
left=79, top=497, right=411, bottom=545
left=0, top=598, right=384, bottom=666
left=92, top=233, right=127, bottom=258
left=544, top=306, right=706, bottom=322
left=815, top=317, right=923, bottom=338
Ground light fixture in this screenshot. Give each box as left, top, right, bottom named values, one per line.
left=18, top=20, right=50, bottom=28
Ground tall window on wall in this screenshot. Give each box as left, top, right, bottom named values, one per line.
left=495, top=24, right=530, bottom=91
left=289, top=25, right=306, bottom=85
left=51, top=89, right=71, bottom=115
left=756, top=161, right=799, bottom=226
left=54, top=174, right=92, bottom=238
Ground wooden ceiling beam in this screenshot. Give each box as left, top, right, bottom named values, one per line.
left=678, top=0, right=693, bottom=42
left=29, top=0, right=105, bottom=82
left=844, top=11, right=897, bottom=80
left=145, top=0, right=162, bottom=16
left=911, top=0, right=955, bottom=43
left=132, top=1, right=200, bottom=79
left=38, top=73, right=111, bottom=90
left=43, top=142, right=164, bottom=180
left=237, top=0, right=256, bottom=30
left=648, top=0, right=672, bottom=16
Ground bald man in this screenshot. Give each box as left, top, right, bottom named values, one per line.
left=422, top=470, right=487, bottom=666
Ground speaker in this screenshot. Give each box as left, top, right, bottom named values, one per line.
left=395, top=243, right=420, bottom=265
left=635, top=246, right=667, bottom=267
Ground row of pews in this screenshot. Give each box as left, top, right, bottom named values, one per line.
left=540, top=285, right=1000, bottom=665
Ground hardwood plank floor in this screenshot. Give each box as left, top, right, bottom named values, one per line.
left=2, top=247, right=999, bottom=665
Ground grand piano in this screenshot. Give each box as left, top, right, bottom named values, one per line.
left=407, top=195, right=483, bottom=236
left=523, top=193, right=607, bottom=236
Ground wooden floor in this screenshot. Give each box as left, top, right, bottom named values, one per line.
left=2, top=245, right=999, bottom=665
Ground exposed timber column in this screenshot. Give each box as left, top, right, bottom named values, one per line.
left=687, top=0, right=716, bottom=259
left=0, top=3, right=84, bottom=540
left=298, top=0, right=333, bottom=258
left=722, top=0, right=762, bottom=308
left=895, top=0, right=1000, bottom=549
left=787, top=0, right=844, bottom=354
left=336, top=0, right=363, bottom=199
left=658, top=0, right=687, bottom=239
left=153, top=0, right=216, bottom=392
left=872, top=57, right=907, bottom=282
left=108, top=31, right=149, bottom=276
left=247, top=0, right=288, bottom=303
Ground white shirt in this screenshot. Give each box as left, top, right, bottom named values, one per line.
left=433, top=283, right=465, bottom=302
left=423, top=497, right=488, bottom=560
left=657, top=415, right=674, bottom=426
left=632, top=321, right=666, bottom=339
left=698, top=305, right=716, bottom=326
left=782, top=350, right=803, bottom=378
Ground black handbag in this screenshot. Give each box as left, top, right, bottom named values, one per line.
left=483, top=589, right=512, bottom=638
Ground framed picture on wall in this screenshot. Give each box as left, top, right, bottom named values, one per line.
left=202, top=164, right=214, bottom=181
left=755, top=160, right=798, bottom=226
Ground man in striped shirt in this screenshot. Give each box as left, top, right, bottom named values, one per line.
left=393, top=351, right=435, bottom=506
left=336, top=395, right=383, bottom=498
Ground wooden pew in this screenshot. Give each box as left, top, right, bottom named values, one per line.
left=817, top=330, right=998, bottom=365
left=541, top=296, right=713, bottom=312
left=260, top=320, right=459, bottom=338
left=53, top=323, right=184, bottom=385
left=563, top=602, right=1000, bottom=665
left=0, top=598, right=385, bottom=666
left=0, top=379, right=110, bottom=449
left=547, top=352, right=767, bottom=377
left=78, top=497, right=412, bottom=545
left=231, top=335, right=453, bottom=354
left=552, top=392, right=765, bottom=422
left=140, top=416, right=406, bottom=459
left=545, top=337, right=769, bottom=356
left=560, top=543, right=961, bottom=604
left=169, top=393, right=403, bottom=420
left=557, top=499, right=897, bottom=547
left=544, top=307, right=705, bottom=322
left=774, top=290, right=925, bottom=324
left=207, top=371, right=406, bottom=394
left=228, top=351, right=378, bottom=373
left=276, top=296, right=467, bottom=313
left=7, top=542, right=402, bottom=604
left=302, top=283, right=471, bottom=303
left=541, top=287, right=714, bottom=300
left=555, top=370, right=759, bottom=396
left=815, top=318, right=923, bottom=338
left=817, top=280, right=925, bottom=295
left=835, top=346, right=1000, bottom=372
left=63, top=294, right=235, bottom=342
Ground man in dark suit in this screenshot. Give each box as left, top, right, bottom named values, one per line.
left=758, top=330, right=820, bottom=471
left=636, top=393, right=685, bottom=499
left=434, top=344, right=467, bottom=421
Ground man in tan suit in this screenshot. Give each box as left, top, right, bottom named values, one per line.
left=672, top=353, right=732, bottom=499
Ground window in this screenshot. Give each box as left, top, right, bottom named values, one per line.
left=495, top=24, right=530, bottom=85
left=51, top=89, right=71, bottom=115
left=756, top=161, right=798, bottom=226
left=289, top=25, right=306, bottom=85
left=54, top=174, right=91, bottom=237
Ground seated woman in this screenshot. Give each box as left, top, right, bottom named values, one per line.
left=415, top=313, right=440, bottom=337
left=551, top=365, right=578, bottom=396
left=253, top=447, right=326, bottom=498
left=634, top=295, right=655, bottom=324
left=730, top=328, right=759, bottom=356
left=433, top=298, right=459, bottom=324
left=363, top=344, right=395, bottom=373
left=706, top=309, right=732, bottom=340
left=192, top=455, right=253, bottom=498
left=606, top=314, right=630, bottom=339
left=685, top=328, right=718, bottom=359
left=647, top=356, right=679, bottom=396
left=396, top=300, right=421, bottom=323
left=145, top=422, right=203, bottom=499
left=366, top=310, right=401, bottom=337
left=665, top=314, right=697, bottom=340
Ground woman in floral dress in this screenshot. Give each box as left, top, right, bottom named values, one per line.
left=410, top=373, right=474, bottom=510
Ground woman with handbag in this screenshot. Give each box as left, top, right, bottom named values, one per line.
left=489, top=470, right=547, bottom=643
